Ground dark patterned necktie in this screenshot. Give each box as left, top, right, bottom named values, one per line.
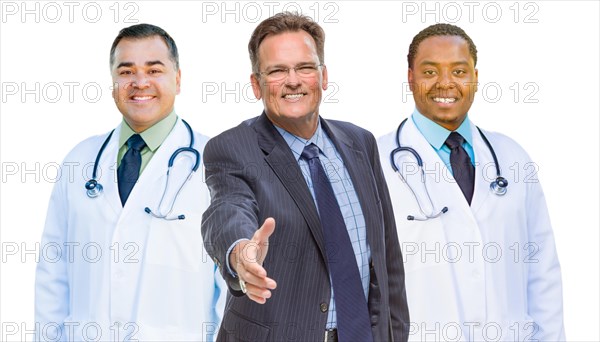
left=301, top=143, right=373, bottom=342
left=445, top=132, right=475, bottom=204
left=117, top=134, right=146, bottom=206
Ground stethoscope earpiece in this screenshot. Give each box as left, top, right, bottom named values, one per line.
left=144, top=206, right=186, bottom=220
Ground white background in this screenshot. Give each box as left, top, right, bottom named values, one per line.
left=1, top=0, right=598, bottom=340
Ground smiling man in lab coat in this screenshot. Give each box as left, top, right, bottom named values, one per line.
left=378, top=24, right=565, bottom=341
left=35, top=24, right=225, bottom=341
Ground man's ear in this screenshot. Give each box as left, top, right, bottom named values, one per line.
left=250, top=73, right=262, bottom=100
left=408, top=68, right=415, bottom=92
left=112, top=81, right=118, bottom=101
left=321, top=65, right=328, bottom=91
left=176, top=68, right=181, bottom=95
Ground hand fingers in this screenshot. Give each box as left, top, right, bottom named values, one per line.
left=237, top=258, right=277, bottom=304
left=234, top=218, right=278, bottom=304
left=239, top=260, right=277, bottom=289
left=239, top=267, right=277, bottom=290
left=244, top=282, right=273, bottom=304
left=247, top=291, right=268, bottom=304
left=242, top=273, right=277, bottom=304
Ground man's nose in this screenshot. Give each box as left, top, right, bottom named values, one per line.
left=285, top=68, right=302, bottom=86
left=132, top=73, right=151, bottom=88
left=436, top=71, right=456, bottom=90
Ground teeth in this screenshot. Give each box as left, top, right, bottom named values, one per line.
left=284, top=94, right=304, bottom=99
left=133, top=96, right=153, bottom=101
left=433, top=97, right=456, bottom=103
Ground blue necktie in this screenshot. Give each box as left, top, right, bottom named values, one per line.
left=301, top=143, right=373, bottom=342
left=445, top=132, right=475, bottom=204
left=118, top=134, right=146, bottom=206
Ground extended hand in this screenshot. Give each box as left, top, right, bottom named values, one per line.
left=231, top=218, right=277, bottom=304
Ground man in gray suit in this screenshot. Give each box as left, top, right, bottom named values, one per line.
left=201, top=12, right=409, bottom=341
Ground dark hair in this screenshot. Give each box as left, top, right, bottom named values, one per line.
left=248, top=12, right=325, bottom=74
left=407, top=23, right=477, bottom=69
left=110, top=23, right=179, bottom=70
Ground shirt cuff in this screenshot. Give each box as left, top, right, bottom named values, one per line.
left=225, top=238, right=250, bottom=278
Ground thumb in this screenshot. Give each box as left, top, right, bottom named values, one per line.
left=253, top=217, right=275, bottom=267
left=254, top=217, right=276, bottom=245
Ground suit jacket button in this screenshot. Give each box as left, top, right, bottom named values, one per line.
left=320, top=302, right=328, bottom=313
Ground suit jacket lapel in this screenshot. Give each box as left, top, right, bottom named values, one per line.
left=252, top=113, right=327, bottom=261
left=321, top=119, right=381, bottom=254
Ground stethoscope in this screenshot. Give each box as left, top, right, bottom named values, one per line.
left=84, top=119, right=200, bottom=220
left=390, top=118, right=508, bottom=221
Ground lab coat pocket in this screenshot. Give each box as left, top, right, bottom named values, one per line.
left=510, top=318, right=540, bottom=342
left=145, top=213, right=203, bottom=272
left=398, top=217, right=448, bottom=274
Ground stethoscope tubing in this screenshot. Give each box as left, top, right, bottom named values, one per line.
left=390, top=118, right=508, bottom=220
left=85, top=119, right=199, bottom=220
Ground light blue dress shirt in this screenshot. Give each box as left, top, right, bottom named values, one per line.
left=275, top=122, right=370, bottom=330
left=411, top=109, right=476, bottom=173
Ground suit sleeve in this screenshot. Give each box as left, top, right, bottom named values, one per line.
left=525, top=176, right=566, bottom=340
left=34, top=165, right=70, bottom=342
left=201, top=135, right=260, bottom=296
left=368, top=133, right=411, bottom=341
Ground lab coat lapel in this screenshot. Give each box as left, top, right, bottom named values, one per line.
left=97, top=125, right=123, bottom=216
left=470, top=124, right=493, bottom=214
left=253, top=113, right=327, bottom=263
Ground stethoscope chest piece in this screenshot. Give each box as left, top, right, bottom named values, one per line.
left=85, top=179, right=103, bottom=198
left=490, top=176, right=508, bottom=196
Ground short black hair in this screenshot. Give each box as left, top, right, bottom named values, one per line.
left=407, top=23, right=477, bottom=69
left=110, top=23, right=179, bottom=70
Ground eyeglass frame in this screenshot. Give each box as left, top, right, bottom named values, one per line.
left=256, top=63, right=325, bottom=81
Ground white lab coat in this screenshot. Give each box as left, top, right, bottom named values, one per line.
left=35, top=119, right=226, bottom=342
left=378, top=118, right=565, bottom=342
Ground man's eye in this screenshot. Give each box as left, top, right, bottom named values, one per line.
left=424, top=70, right=435, bottom=75
left=268, top=69, right=286, bottom=76
left=297, top=65, right=317, bottom=73
left=454, top=70, right=466, bottom=75
left=149, top=69, right=161, bottom=74
left=119, top=70, right=133, bottom=75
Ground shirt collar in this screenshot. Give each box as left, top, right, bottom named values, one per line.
left=274, top=120, right=327, bottom=161
left=119, top=110, right=178, bottom=152
left=411, top=108, right=473, bottom=150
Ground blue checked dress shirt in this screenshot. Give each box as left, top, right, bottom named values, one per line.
left=275, top=121, right=371, bottom=330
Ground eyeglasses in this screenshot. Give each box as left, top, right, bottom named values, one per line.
left=258, top=64, right=323, bottom=81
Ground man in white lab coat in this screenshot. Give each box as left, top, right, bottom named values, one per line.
left=35, top=24, right=225, bottom=341
left=378, top=24, right=565, bottom=341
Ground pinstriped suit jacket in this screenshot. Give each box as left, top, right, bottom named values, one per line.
left=201, top=113, right=409, bottom=341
